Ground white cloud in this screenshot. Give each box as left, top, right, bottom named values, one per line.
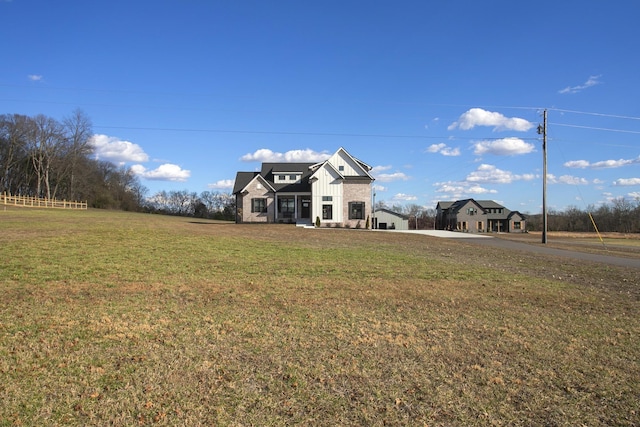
left=627, top=192, right=640, bottom=199
left=131, top=163, right=190, bottom=182
left=559, top=75, right=602, bottom=94
left=375, top=172, right=410, bottom=183
left=547, top=174, right=589, bottom=185
left=473, top=137, right=535, bottom=156
left=433, top=181, right=497, bottom=198
left=373, top=184, right=387, bottom=192
left=466, top=164, right=536, bottom=184
left=241, top=148, right=330, bottom=163
left=563, top=160, right=590, bottom=169
left=448, top=108, right=534, bottom=132
left=559, top=175, right=588, bottom=185
left=426, top=143, right=461, bottom=156
left=392, top=193, right=417, bottom=202
left=207, top=179, right=235, bottom=189
left=564, top=156, right=640, bottom=169
left=592, top=158, right=640, bottom=169
left=613, top=178, right=640, bottom=186
left=371, top=165, right=391, bottom=174
left=370, top=165, right=410, bottom=182
left=90, top=134, right=149, bottom=163
left=27, top=74, right=43, bottom=82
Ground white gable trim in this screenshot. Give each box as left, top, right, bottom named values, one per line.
left=335, top=147, right=374, bottom=179
left=241, top=174, right=276, bottom=193
left=309, top=161, right=344, bottom=182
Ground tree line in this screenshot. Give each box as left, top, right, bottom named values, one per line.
left=0, top=111, right=235, bottom=219
left=526, top=198, right=640, bottom=233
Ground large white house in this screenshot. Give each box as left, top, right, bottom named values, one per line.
left=233, top=148, right=374, bottom=227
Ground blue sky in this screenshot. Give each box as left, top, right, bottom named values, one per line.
left=2, top=0, right=639, bottom=214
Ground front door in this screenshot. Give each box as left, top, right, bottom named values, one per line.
left=301, top=198, right=311, bottom=219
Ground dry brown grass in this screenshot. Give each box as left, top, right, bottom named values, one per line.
left=1, top=208, right=639, bottom=426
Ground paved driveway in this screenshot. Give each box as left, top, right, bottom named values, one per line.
left=379, top=230, right=640, bottom=269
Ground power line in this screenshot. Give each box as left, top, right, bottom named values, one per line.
left=549, top=122, right=640, bottom=135
left=93, top=125, right=541, bottom=141
left=549, top=108, right=640, bottom=121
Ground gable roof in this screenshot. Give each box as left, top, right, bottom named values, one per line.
left=437, top=199, right=507, bottom=213
left=437, top=199, right=522, bottom=221
left=233, top=148, right=373, bottom=194
left=232, top=172, right=260, bottom=194
left=436, top=201, right=455, bottom=210
left=374, top=208, right=409, bottom=220
left=310, top=147, right=374, bottom=179
left=232, top=172, right=277, bottom=194
left=447, top=199, right=484, bottom=214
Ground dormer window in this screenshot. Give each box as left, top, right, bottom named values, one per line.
left=275, top=173, right=302, bottom=183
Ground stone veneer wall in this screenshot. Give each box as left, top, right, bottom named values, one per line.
left=341, top=180, right=371, bottom=228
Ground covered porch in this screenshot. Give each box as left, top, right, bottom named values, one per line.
left=275, top=193, right=312, bottom=224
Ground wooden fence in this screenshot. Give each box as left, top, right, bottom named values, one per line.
left=1, top=192, right=87, bottom=210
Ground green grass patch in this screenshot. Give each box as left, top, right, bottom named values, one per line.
left=1, top=208, right=639, bottom=425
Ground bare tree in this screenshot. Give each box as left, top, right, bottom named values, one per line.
left=0, top=114, right=31, bottom=193
left=62, top=109, right=94, bottom=200
left=27, top=115, right=67, bottom=199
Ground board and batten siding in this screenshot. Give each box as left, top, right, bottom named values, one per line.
left=311, top=164, right=343, bottom=224
left=325, top=151, right=364, bottom=177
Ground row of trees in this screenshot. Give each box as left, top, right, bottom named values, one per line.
left=0, top=111, right=235, bottom=219
left=0, top=110, right=148, bottom=209
left=526, top=198, right=640, bottom=233
left=145, top=190, right=235, bottom=219
left=1, top=111, right=96, bottom=201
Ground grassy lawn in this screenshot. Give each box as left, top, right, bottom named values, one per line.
left=1, top=208, right=639, bottom=426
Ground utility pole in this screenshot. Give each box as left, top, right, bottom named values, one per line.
left=538, top=109, right=548, bottom=244
left=372, top=190, right=376, bottom=229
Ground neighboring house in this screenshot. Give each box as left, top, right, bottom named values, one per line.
left=373, top=208, right=409, bottom=230
left=233, top=147, right=374, bottom=227
left=435, top=199, right=526, bottom=233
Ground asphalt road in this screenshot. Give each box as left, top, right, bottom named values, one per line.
left=383, top=230, right=640, bottom=269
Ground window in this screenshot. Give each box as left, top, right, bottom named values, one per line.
left=322, top=204, right=333, bottom=220
left=278, top=197, right=295, bottom=218
left=251, top=198, right=267, bottom=213
left=289, top=174, right=297, bottom=180
left=278, top=175, right=286, bottom=181
left=513, top=221, right=521, bottom=230
left=322, top=196, right=332, bottom=202
left=477, top=221, right=483, bottom=231
left=338, top=165, right=344, bottom=171
left=349, top=201, right=365, bottom=220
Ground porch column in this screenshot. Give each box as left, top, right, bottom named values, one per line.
left=294, top=195, right=298, bottom=219
left=275, top=194, right=278, bottom=220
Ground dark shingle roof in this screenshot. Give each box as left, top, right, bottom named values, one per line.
left=261, top=162, right=315, bottom=192
left=232, top=172, right=260, bottom=194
